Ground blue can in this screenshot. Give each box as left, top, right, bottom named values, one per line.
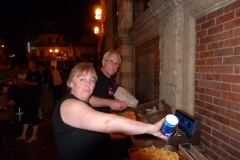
left=161, top=114, right=179, bottom=138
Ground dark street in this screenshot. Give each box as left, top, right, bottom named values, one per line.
left=4, top=110, right=58, bottom=160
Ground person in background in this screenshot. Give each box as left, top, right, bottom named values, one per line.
left=16, top=61, right=42, bottom=143
left=0, top=61, right=12, bottom=84
left=89, top=50, right=127, bottom=113
left=57, top=66, right=65, bottom=94
left=51, top=66, right=63, bottom=103
left=38, top=62, right=53, bottom=114
left=52, top=63, right=168, bottom=160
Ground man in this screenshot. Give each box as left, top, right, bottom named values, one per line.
left=16, top=61, right=42, bottom=143
left=51, top=66, right=63, bottom=103
left=89, top=50, right=127, bottom=112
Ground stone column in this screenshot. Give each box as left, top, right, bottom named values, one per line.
left=113, top=0, right=134, bottom=93
left=148, top=0, right=195, bottom=113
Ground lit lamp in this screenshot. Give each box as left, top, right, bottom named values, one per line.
left=94, top=27, right=100, bottom=35
left=95, top=8, right=102, bottom=21
left=49, top=49, right=53, bottom=57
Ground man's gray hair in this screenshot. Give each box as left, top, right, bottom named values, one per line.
left=102, top=50, right=121, bottom=63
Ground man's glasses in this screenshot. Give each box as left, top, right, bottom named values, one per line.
left=105, top=60, right=120, bottom=67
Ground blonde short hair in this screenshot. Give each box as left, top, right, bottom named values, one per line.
left=67, top=63, right=97, bottom=91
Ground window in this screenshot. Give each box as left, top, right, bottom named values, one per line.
left=133, top=0, right=150, bottom=22
left=56, top=38, right=60, bottom=44
left=40, top=50, right=44, bottom=57
left=31, top=40, right=36, bottom=47
left=48, top=37, right=52, bottom=44
left=32, top=50, right=36, bottom=57
left=40, top=39, right=44, bottom=44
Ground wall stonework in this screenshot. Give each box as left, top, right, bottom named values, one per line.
left=110, top=0, right=239, bottom=159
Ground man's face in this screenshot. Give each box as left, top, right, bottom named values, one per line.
left=28, top=62, right=35, bottom=70
left=101, top=53, right=120, bottom=78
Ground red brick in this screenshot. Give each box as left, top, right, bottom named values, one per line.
left=221, top=108, right=240, bottom=121
left=196, top=15, right=207, bottom=25
left=215, top=66, right=233, bottom=74
left=205, top=103, right=220, bottom=113
left=225, top=37, right=240, bottom=47
left=196, top=25, right=201, bottom=33
left=222, top=91, right=240, bottom=101
left=200, top=66, right=214, bottom=73
left=196, top=30, right=207, bottom=38
left=206, top=57, right=222, bottom=65
left=213, top=82, right=231, bottom=91
left=234, top=66, right=240, bottom=74
left=201, top=19, right=216, bottom=30
left=215, top=30, right=233, bottom=41
left=222, top=75, right=240, bottom=83
left=234, top=46, right=240, bottom=55
left=195, top=66, right=199, bottom=72
left=222, top=125, right=240, bottom=141
left=232, top=84, right=240, bottom=93
left=199, top=50, right=214, bottom=58
left=196, top=44, right=207, bottom=52
left=223, top=56, right=240, bottom=64
left=208, top=41, right=224, bottom=50
left=201, top=123, right=212, bottom=134
left=207, top=8, right=223, bottom=20
left=206, top=74, right=222, bottom=81
left=214, top=97, right=232, bottom=108
left=234, top=27, right=240, bottom=36
left=237, top=8, right=240, bottom=17
left=198, top=80, right=212, bottom=88
left=218, top=142, right=232, bottom=159
left=225, top=17, right=240, bottom=30
left=230, top=119, right=240, bottom=130
left=199, top=94, right=213, bottom=103
left=212, top=112, right=230, bottom=125
left=195, top=99, right=205, bottom=108
left=212, top=129, right=230, bottom=144
left=195, top=73, right=205, bottom=80
left=208, top=24, right=223, bottom=35
left=215, top=48, right=233, bottom=57
left=195, top=59, right=205, bottom=65
left=224, top=0, right=240, bottom=13
left=216, top=11, right=235, bottom=24
left=232, top=102, right=240, bottom=112
left=200, top=35, right=214, bottom=44
left=206, top=88, right=221, bottom=97
left=211, top=142, right=229, bottom=160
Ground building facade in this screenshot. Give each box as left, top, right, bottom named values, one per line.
left=29, top=34, right=98, bottom=68
left=101, top=0, right=240, bottom=159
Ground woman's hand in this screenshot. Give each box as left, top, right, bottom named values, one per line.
left=148, top=118, right=168, bottom=140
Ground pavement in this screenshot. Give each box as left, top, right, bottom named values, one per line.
left=2, top=108, right=131, bottom=160
left=3, top=110, right=59, bottom=160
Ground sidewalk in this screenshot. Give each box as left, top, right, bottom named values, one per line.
left=4, top=110, right=59, bottom=160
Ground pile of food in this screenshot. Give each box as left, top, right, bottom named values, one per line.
left=130, top=145, right=179, bottom=160
left=114, top=111, right=136, bottom=120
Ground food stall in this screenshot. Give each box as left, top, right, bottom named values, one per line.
left=112, top=99, right=208, bottom=160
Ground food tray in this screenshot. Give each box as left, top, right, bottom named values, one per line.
left=134, top=99, right=172, bottom=124
left=128, top=145, right=183, bottom=160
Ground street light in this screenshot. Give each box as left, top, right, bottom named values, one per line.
left=94, top=8, right=105, bottom=37
left=95, top=8, right=102, bottom=21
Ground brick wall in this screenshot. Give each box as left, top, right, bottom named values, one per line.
left=135, top=36, right=160, bottom=103
left=195, top=1, right=240, bottom=159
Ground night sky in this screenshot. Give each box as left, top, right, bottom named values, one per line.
left=0, top=0, right=99, bottom=65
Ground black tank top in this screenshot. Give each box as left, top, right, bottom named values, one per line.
left=52, top=94, right=114, bottom=160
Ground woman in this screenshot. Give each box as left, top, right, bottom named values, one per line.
left=52, top=63, right=168, bottom=160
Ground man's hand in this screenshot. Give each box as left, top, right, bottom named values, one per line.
left=109, top=99, right=127, bottom=111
